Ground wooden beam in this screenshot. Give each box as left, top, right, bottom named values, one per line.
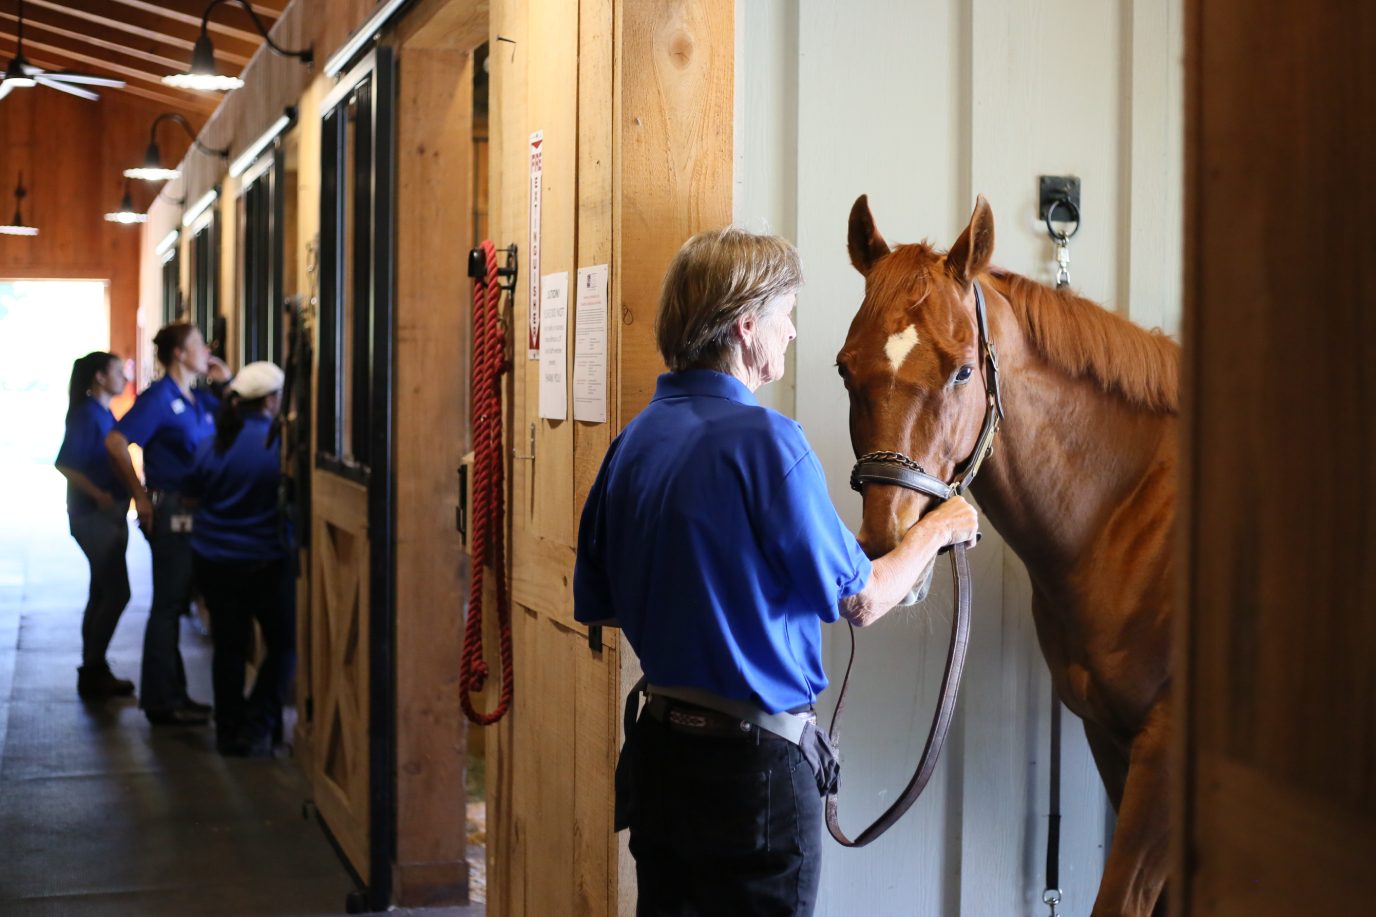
left=25, top=0, right=257, bottom=64
left=0, top=17, right=199, bottom=76
left=104, top=0, right=281, bottom=46
left=13, top=4, right=252, bottom=68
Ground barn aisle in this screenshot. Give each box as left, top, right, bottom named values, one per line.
left=0, top=474, right=478, bottom=916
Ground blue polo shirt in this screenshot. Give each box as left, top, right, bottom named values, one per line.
left=55, top=397, right=129, bottom=517
left=573, top=370, right=871, bottom=714
left=184, top=414, right=287, bottom=563
left=113, top=375, right=218, bottom=493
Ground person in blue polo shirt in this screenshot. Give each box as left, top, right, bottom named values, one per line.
left=573, top=228, right=979, bottom=916
left=184, top=361, right=294, bottom=757
left=55, top=351, right=134, bottom=699
left=106, top=322, right=230, bottom=726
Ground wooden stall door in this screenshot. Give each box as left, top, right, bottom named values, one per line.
left=310, top=472, right=372, bottom=879
left=1177, top=1, right=1376, bottom=913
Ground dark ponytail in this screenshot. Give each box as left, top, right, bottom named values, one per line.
left=214, top=393, right=268, bottom=454
left=67, top=351, right=118, bottom=424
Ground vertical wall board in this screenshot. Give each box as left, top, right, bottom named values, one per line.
left=525, top=0, right=579, bottom=547
left=392, top=43, right=475, bottom=904
left=615, top=0, right=734, bottom=423
left=731, top=0, right=798, bottom=418
left=571, top=630, right=618, bottom=917
left=573, top=0, right=616, bottom=519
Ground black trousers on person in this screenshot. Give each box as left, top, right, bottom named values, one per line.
left=190, top=552, right=296, bottom=747
left=620, top=709, right=824, bottom=917
left=69, top=505, right=131, bottom=668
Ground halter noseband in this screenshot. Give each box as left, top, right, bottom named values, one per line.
left=849, top=279, right=1005, bottom=502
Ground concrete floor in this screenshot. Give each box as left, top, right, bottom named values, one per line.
left=0, top=470, right=480, bottom=917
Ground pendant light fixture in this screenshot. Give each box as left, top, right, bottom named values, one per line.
left=104, top=181, right=147, bottom=225
left=0, top=173, right=37, bottom=236
left=163, top=0, right=312, bottom=92
left=125, top=112, right=229, bottom=182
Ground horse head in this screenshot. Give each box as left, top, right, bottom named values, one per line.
left=838, top=195, right=997, bottom=600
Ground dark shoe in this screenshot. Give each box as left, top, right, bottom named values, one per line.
left=217, top=731, right=273, bottom=758
left=146, top=705, right=211, bottom=726
left=77, top=664, right=136, bottom=699
left=180, top=697, right=212, bottom=715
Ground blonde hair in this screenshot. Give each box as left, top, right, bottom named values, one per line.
left=655, top=227, right=802, bottom=372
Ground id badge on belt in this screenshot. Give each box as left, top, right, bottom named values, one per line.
left=169, top=513, right=194, bottom=533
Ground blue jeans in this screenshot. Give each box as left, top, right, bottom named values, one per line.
left=139, top=493, right=193, bottom=712
left=69, top=505, right=131, bottom=668
left=623, top=711, right=824, bottom=916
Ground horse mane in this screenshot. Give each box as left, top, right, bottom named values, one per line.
left=989, top=269, right=1180, bottom=414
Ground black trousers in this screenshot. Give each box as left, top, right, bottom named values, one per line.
left=69, top=506, right=131, bottom=668
left=191, top=552, right=296, bottom=745
left=622, top=711, right=824, bottom=917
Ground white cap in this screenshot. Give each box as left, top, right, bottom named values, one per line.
left=228, top=361, right=285, bottom=400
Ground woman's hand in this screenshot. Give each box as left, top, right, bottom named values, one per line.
left=924, top=495, right=980, bottom=548
left=134, top=491, right=154, bottom=536
left=206, top=355, right=232, bottom=383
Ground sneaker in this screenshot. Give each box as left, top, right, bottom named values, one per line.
left=77, top=664, right=136, bottom=700
left=180, top=696, right=213, bottom=715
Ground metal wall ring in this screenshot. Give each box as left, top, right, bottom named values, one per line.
left=1044, top=197, right=1081, bottom=243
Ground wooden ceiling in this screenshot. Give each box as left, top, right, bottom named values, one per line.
left=0, top=0, right=290, bottom=120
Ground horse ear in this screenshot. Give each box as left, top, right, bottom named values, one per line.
left=947, top=195, right=995, bottom=285
left=848, top=194, right=890, bottom=275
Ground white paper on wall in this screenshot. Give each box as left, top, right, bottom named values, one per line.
left=573, top=264, right=609, bottom=423
left=537, top=271, right=569, bottom=420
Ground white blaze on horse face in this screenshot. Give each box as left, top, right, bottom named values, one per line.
left=884, top=324, right=921, bottom=373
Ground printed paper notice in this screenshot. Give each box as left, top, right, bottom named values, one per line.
left=527, top=130, right=544, bottom=360
left=538, top=271, right=568, bottom=420
left=573, top=264, right=609, bottom=423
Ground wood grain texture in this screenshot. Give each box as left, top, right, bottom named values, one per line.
left=391, top=41, right=476, bottom=906
left=1178, top=0, right=1376, bottom=912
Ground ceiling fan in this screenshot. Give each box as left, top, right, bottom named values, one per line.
left=0, top=0, right=125, bottom=102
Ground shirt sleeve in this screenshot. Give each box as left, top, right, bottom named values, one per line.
left=114, top=390, right=162, bottom=446
left=573, top=448, right=617, bottom=626
left=760, top=450, right=872, bottom=623
left=55, top=411, right=94, bottom=470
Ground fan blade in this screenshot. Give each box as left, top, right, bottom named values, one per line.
left=36, top=76, right=98, bottom=101
left=0, top=81, right=14, bottom=102
left=42, top=72, right=125, bottom=88
left=21, top=62, right=41, bottom=76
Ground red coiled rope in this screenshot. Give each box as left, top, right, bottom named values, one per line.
left=460, top=240, right=514, bottom=725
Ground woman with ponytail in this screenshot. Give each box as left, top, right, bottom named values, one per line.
left=55, top=351, right=134, bottom=699
left=105, top=322, right=230, bottom=726
left=184, top=362, right=295, bottom=756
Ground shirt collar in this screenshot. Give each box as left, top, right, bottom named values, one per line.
left=652, top=370, right=759, bottom=407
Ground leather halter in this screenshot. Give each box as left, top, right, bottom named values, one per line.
left=826, top=278, right=1004, bottom=848
left=849, top=279, right=1005, bottom=501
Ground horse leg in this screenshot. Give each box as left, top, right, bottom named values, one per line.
left=1089, top=701, right=1171, bottom=917
left=1082, top=718, right=1127, bottom=810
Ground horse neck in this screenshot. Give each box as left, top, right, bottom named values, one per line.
left=970, top=298, right=1174, bottom=588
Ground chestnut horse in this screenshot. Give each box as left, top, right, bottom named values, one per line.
left=839, top=195, right=1177, bottom=917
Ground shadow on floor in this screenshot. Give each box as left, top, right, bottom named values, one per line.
left=0, top=482, right=479, bottom=916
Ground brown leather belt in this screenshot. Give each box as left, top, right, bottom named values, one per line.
left=645, top=695, right=813, bottom=742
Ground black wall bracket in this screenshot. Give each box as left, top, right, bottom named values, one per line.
left=1038, top=175, right=1081, bottom=222
left=468, top=243, right=519, bottom=295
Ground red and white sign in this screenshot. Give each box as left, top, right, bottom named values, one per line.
left=527, top=130, right=543, bottom=360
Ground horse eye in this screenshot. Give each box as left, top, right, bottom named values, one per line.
left=954, top=365, right=974, bottom=385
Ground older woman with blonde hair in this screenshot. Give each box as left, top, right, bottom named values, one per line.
left=574, top=227, right=979, bottom=916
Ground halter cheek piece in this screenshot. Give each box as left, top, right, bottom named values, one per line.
left=849, top=279, right=1005, bottom=502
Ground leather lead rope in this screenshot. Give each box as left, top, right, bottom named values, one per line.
left=1043, top=696, right=1063, bottom=915
left=824, top=542, right=972, bottom=847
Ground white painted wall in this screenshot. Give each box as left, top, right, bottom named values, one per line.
left=734, top=1, right=1183, bottom=914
